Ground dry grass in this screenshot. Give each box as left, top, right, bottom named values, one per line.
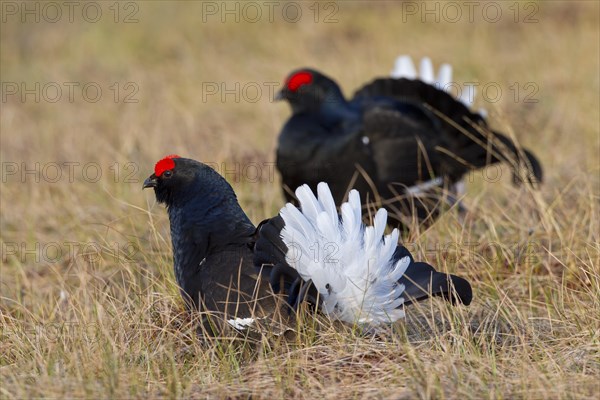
left=1, top=1, right=599, bottom=398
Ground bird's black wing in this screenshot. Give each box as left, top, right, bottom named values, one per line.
left=175, top=218, right=275, bottom=319
left=361, top=105, right=444, bottom=188
left=276, top=114, right=377, bottom=204
left=360, top=105, right=460, bottom=223
left=353, top=78, right=543, bottom=185
left=252, top=216, right=320, bottom=311
left=353, top=77, right=488, bottom=141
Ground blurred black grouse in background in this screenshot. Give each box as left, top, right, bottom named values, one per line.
left=143, top=155, right=472, bottom=334
left=275, top=56, right=543, bottom=226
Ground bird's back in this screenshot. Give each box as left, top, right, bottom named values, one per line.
left=276, top=112, right=377, bottom=205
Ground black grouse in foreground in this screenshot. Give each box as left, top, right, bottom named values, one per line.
left=275, top=55, right=543, bottom=226
left=143, top=155, right=472, bottom=333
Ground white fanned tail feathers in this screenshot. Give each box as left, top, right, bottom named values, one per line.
left=279, top=183, right=410, bottom=326
left=391, top=55, right=488, bottom=117
left=227, top=317, right=255, bottom=330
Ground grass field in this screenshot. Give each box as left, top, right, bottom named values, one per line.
left=1, top=1, right=599, bottom=398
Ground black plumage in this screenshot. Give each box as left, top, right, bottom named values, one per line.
left=143, top=155, right=472, bottom=333
left=144, top=157, right=275, bottom=321
left=275, top=68, right=543, bottom=225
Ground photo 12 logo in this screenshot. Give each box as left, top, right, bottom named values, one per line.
left=1, top=240, right=139, bottom=265
left=204, top=161, right=277, bottom=183
left=1, top=82, right=139, bottom=104
left=1, top=1, right=140, bottom=23
left=1, top=162, right=140, bottom=184
left=400, top=1, right=539, bottom=24
left=435, top=81, right=540, bottom=105
left=200, top=1, right=339, bottom=23
left=201, top=81, right=280, bottom=103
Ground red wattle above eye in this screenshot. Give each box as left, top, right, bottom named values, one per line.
left=287, top=72, right=313, bottom=91
left=155, top=154, right=180, bottom=177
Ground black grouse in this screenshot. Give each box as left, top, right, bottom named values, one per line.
left=275, top=56, right=543, bottom=226
left=143, top=155, right=472, bottom=333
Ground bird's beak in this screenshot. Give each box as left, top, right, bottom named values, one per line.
left=143, top=174, right=158, bottom=189
left=274, top=89, right=285, bottom=101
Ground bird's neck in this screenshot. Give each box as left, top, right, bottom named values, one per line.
left=168, top=186, right=254, bottom=247
left=321, top=99, right=357, bottom=122
left=166, top=181, right=255, bottom=293
left=293, top=86, right=349, bottom=113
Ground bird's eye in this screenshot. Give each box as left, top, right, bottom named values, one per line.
left=163, top=170, right=173, bottom=178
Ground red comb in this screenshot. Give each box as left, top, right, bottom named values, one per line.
left=154, top=154, right=180, bottom=177
left=287, top=71, right=313, bottom=91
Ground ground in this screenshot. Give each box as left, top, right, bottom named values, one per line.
left=1, top=1, right=599, bottom=398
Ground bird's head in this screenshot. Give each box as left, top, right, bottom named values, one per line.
left=275, top=68, right=345, bottom=113
left=143, top=155, right=237, bottom=210
left=143, top=155, right=190, bottom=206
